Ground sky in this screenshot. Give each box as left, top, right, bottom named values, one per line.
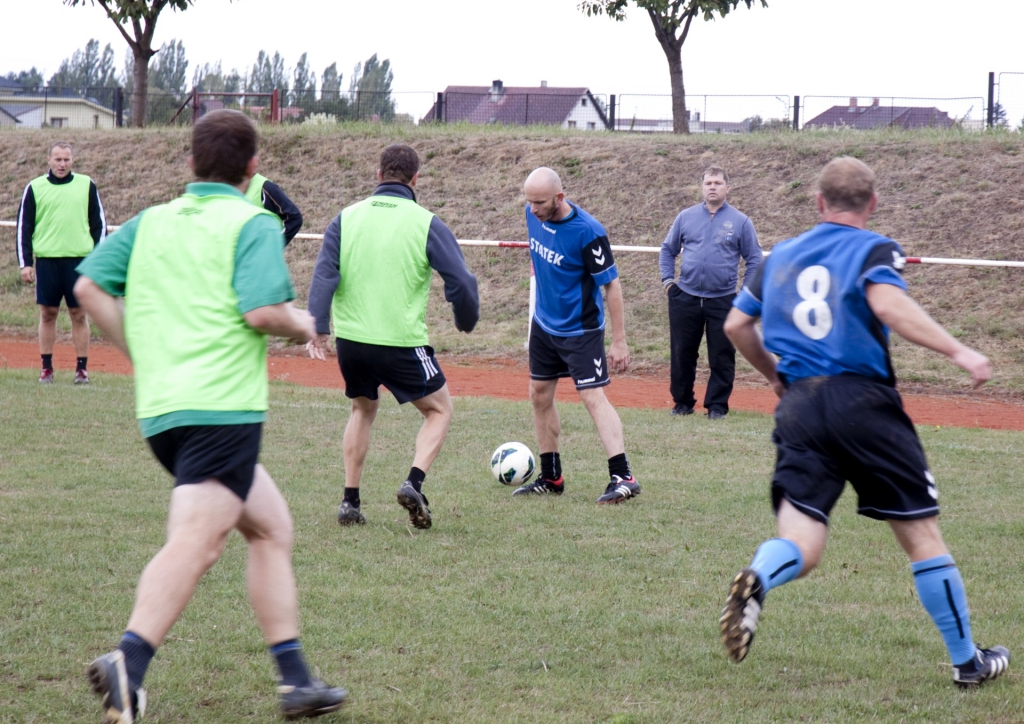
left=3, top=0, right=1024, bottom=123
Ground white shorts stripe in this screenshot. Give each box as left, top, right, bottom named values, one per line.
left=415, top=346, right=438, bottom=380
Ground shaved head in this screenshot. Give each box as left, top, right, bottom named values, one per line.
left=524, top=167, right=570, bottom=223
left=524, top=166, right=563, bottom=196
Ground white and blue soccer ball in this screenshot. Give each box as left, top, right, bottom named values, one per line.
left=490, top=442, right=535, bottom=486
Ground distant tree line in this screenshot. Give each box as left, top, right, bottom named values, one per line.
left=4, top=38, right=396, bottom=125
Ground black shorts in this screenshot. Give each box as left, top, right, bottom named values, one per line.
left=529, top=320, right=609, bottom=390
left=336, top=338, right=446, bottom=403
left=770, top=376, right=938, bottom=525
left=146, top=423, right=262, bottom=501
left=36, top=257, right=85, bottom=308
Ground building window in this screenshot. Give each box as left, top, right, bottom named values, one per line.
left=581, top=98, right=588, bottom=107
left=50, top=117, right=67, bottom=128
left=93, top=115, right=99, bottom=128
left=567, top=120, right=576, bottom=128
left=587, top=122, right=596, bottom=130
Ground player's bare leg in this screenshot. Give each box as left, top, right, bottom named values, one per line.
left=530, top=379, right=560, bottom=453
left=126, top=480, right=243, bottom=646
left=236, top=465, right=299, bottom=644
left=577, top=387, right=624, bottom=458
left=68, top=305, right=90, bottom=357
left=38, top=305, right=59, bottom=355
left=338, top=396, right=378, bottom=525
left=410, top=384, right=453, bottom=473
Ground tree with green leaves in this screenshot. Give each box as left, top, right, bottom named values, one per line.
left=248, top=50, right=288, bottom=96
left=580, top=0, right=767, bottom=133
left=63, top=1, right=215, bottom=126
left=48, top=39, right=119, bottom=89
left=291, top=52, right=314, bottom=107
left=321, top=63, right=342, bottom=95
left=4, top=68, right=45, bottom=90
left=349, top=54, right=395, bottom=122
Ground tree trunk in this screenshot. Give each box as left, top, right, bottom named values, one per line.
left=132, top=49, right=149, bottom=128
left=665, top=49, right=689, bottom=135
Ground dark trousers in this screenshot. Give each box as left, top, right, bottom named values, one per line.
left=668, top=288, right=736, bottom=413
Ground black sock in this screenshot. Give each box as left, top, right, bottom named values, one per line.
left=407, top=466, right=426, bottom=492
left=41, top=354, right=53, bottom=371
left=608, top=453, right=631, bottom=479
left=269, top=639, right=312, bottom=688
left=540, top=452, right=561, bottom=481
left=118, top=631, right=156, bottom=690
left=343, top=487, right=360, bottom=507
left=76, top=356, right=88, bottom=371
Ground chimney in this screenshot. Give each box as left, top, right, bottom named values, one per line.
left=540, top=80, right=548, bottom=88
left=848, top=97, right=857, bottom=112
left=490, top=79, right=504, bottom=103
left=871, top=98, right=880, bottom=107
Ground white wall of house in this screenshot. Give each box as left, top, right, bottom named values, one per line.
left=562, top=95, right=606, bottom=131
left=14, top=107, right=44, bottom=129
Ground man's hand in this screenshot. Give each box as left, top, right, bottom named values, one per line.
left=608, top=339, right=630, bottom=374
left=951, top=347, right=991, bottom=389
left=307, top=333, right=330, bottom=361
left=20, top=267, right=34, bottom=284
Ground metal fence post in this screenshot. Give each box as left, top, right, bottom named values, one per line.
left=524, top=93, right=530, bottom=125
left=609, top=94, right=616, bottom=131
left=793, top=95, right=800, bottom=130
left=987, top=72, right=995, bottom=129
left=436, top=91, right=444, bottom=123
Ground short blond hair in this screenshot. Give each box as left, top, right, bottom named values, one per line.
left=48, top=141, right=73, bottom=157
left=818, top=156, right=875, bottom=212
left=702, top=165, right=729, bottom=184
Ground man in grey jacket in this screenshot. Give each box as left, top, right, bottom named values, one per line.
left=659, top=166, right=762, bottom=419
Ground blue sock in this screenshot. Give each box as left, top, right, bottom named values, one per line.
left=911, top=554, right=976, bottom=665
left=118, top=631, right=155, bottom=689
left=750, top=538, right=804, bottom=593
left=269, top=639, right=312, bottom=688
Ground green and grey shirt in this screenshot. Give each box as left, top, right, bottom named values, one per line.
left=77, top=182, right=293, bottom=437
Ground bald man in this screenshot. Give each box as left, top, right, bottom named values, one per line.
left=515, top=167, right=639, bottom=505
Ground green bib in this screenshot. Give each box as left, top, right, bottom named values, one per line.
left=333, top=195, right=434, bottom=346
left=125, top=192, right=273, bottom=420
left=29, top=173, right=93, bottom=258
left=245, top=173, right=268, bottom=206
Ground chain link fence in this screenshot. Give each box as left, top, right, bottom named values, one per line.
left=614, top=94, right=790, bottom=133
left=0, top=85, right=121, bottom=129
left=995, top=73, right=1024, bottom=130
left=423, top=90, right=610, bottom=130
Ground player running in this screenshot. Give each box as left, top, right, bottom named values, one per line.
left=719, top=156, right=1009, bottom=687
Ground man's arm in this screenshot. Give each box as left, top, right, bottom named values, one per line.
left=603, top=277, right=630, bottom=374
left=426, top=216, right=479, bottom=333
left=306, top=215, right=342, bottom=358
left=261, top=180, right=303, bottom=245
left=243, top=302, right=317, bottom=345
left=724, top=307, right=785, bottom=398
left=866, top=282, right=990, bottom=387
left=17, top=184, right=35, bottom=282
left=658, top=214, right=683, bottom=291
left=88, top=180, right=107, bottom=245
left=74, top=276, right=129, bottom=357
left=738, top=217, right=763, bottom=288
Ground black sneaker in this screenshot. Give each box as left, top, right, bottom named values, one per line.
left=708, top=409, right=727, bottom=420
left=87, top=650, right=146, bottom=724
left=596, top=475, right=640, bottom=504
left=337, top=499, right=365, bottom=526
left=953, top=645, right=1010, bottom=688
left=278, top=678, right=347, bottom=720
left=720, top=568, right=765, bottom=663
left=670, top=403, right=694, bottom=416
left=396, top=480, right=431, bottom=529
left=512, top=476, right=564, bottom=496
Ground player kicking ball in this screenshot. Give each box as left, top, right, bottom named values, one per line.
left=719, top=157, right=1009, bottom=687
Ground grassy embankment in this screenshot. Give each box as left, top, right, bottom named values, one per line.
left=2, top=124, right=1023, bottom=395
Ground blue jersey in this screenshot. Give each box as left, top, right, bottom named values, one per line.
left=526, top=203, right=618, bottom=336
left=733, top=222, right=907, bottom=385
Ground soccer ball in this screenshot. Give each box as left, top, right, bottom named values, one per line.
left=490, top=442, right=535, bottom=486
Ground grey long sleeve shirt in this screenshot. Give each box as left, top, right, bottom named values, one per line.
left=308, top=182, right=479, bottom=336
left=658, top=201, right=762, bottom=298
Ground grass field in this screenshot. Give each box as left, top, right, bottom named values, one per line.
left=1, top=370, right=1022, bottom=723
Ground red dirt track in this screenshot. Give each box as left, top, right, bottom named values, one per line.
left=3, top=339, right=1023, bottom=431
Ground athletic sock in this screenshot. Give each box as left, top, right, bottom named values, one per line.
left=540, top=452, right=561, bottom=481
left=407, top=466, right=426, bottom=493
left=343, top=487, right=360, bottom=507
left=750, top=538, right=804, bottom=593
left=41, top=354, right=53, bottom=371
left=76, top=356, right=88, bottom=371
left=608, top=453, right=631, bottom=479
left=911, top=554, right=976, bottom=665
left=269, top=639, right=312, bottom=688
left=118, top=631, right=155, bottom=690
